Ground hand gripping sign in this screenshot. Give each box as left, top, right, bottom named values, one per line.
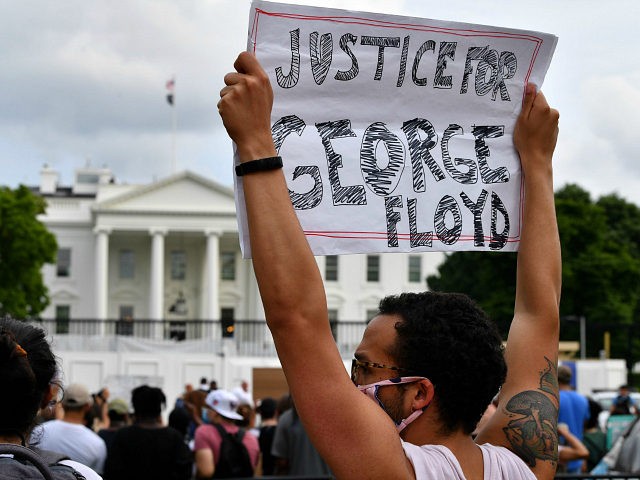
left=234, top=1, right=557, bottom=257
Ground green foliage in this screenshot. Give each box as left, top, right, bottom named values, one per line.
left=0, top=185, right=57, bottom=317
left=427, top=184, right=640, bottom=360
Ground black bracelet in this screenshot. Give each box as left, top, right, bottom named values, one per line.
left=235, top=156, right=283, bottom=176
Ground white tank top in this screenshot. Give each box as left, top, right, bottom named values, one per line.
left=401, top=441, right=537, bottom=479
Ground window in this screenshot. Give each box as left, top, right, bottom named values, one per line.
left=119, top=305, right=134, bottom=320
left=408, top=255, right=422, bottom=283
left=55, top=305, right=70, bottom=334
left=171, top=250, right=187, bottom=280
left=327, top=309, right=338, bottom=341
left=221, top=252, right=236, bottom=281
left=119, top=249, right=135, bottom=279
left=366, top=255, right=380, bottom=282
left=56, top=248, right=71, bottom=277
left=221, top=308, right=235, bottom=338
left=325, top=255, right=338, bottom=281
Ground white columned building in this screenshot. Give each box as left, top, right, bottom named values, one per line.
left=34, top=165, right=444, bottom=407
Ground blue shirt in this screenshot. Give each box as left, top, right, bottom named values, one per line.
left=559, top=389, right=590, bottom=472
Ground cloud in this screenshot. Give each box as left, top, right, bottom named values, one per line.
left=583, top=73, right=640, bottom=175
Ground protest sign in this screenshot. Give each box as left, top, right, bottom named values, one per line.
left=234, top=1, right=557, bottom=257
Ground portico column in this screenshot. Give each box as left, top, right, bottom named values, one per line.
left=94, top=226, right=111, bottom=333
left=205, top=229, right=221, bottom=321
left=149, top=228, right=167, bottom=323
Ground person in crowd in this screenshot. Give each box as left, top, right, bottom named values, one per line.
left=0, top=318, right=101, bottom=479
left=217, top=51, right=561, bottom=479
left=558, top=365, right=590, bottom=473
left=104, top=385, right=192, bottom=480
left=557, top=423, right=589, bottom=466
left=199, top=377, right=209, bottom=392
left=272, top=403, right=332, bottom=476
left=97, top=398, right=130, bottom=455
left=169, top=400, right=194, bottom=446
left=233, top=380, right=254, bottom=407
left=583, top=397, right=607, bottom=472
left=256, top=397, right=278, bottom=476
left=37, top=382, right=107, bottom=474
left=209, top=380, right=218, bottom=392
left=193, top=389, right=259, bottom=478
left=611, top=384, right=637, bottom=416
left=86, top=387, right=110, bottom=432
left=184, top=380, right=209, bottom=437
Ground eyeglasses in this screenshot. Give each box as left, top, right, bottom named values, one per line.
left=351, top=358, right=407, bottom=383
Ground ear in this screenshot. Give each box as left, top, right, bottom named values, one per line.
left=410, top=378, right=435, bottom=411
left=40, top=384, right=56, bottom=409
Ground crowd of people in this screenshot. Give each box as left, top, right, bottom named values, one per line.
left=0, top=321, right=332, bottom=479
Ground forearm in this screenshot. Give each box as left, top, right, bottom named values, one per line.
left=243, top=169, right=327, bottom=326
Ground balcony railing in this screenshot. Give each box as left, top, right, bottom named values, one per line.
left=28, top=318, right=368, bottom=358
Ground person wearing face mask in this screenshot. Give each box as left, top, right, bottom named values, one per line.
left=218, top=52, right=561, bottom=480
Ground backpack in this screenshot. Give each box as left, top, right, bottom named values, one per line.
left=212, top=424, right=253, bottom=479
left=0, top=444, right=86, bottom=480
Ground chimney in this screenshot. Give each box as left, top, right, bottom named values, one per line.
left=39, top=164, right=58, bottom=194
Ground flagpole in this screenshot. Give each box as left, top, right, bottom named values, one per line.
left=166, top=76, right=177, bottom=175
left=171, top=93, right=177, bottom=175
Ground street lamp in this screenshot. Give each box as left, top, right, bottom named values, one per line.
left=562, top=315, right=586, bottom=360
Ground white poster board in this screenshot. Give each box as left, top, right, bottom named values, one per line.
left=235, top=1, right=557, bottom=257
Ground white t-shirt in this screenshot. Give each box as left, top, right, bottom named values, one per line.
left=402, top=442, right=537, bottom=479
left=34, top=420, right=107, bottom=474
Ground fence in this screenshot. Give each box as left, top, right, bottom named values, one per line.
left=29, top=318, right=368, bottom=358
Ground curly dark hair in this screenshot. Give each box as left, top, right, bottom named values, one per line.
left=379, top=291, right=506, bottom=435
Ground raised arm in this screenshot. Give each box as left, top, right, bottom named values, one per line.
left=218, top=52, right=413, bottom=480
left=475, top=84, right=561, bottom=478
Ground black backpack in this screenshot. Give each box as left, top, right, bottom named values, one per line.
left=0, top=444, right=86, bottom=479
left=211, top=424, right=253, bottom=479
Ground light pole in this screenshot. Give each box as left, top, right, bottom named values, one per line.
left=563, top=315, right=586, bottom=359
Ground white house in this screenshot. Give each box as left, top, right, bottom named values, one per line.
left=33, top=164, right=444, bottom=405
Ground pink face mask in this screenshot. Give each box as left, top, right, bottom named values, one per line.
left=357, top=376, right=428, bottom=433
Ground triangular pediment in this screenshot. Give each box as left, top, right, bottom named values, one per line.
left=93, top=171, right=235, bottom=215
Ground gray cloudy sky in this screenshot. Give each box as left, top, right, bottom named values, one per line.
left=2, top=0, right=639, bottom=205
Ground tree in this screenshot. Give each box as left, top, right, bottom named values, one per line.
left=0, top=185, right=57, bottom=317
left=427, top=184, right=640, bottom=360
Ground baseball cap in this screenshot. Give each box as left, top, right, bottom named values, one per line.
left=62, top=383, right=93, bottom=407
left=108, top=398, right=129, bottom=415
left=204, top=389, right=243, bottom=421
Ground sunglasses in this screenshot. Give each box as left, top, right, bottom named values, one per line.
left=351, top=358, right=408, bottom=383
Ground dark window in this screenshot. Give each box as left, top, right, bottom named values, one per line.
left=221, top=308, right=235, bottom=338
left=366, top=255, right=380, bottom=282
left=221, top=252, right=236, bottom=281
left=57, top=248, right=71, bottom=277
left=116, top=305, right=134, bottom=336
left=55, top=305, right=70, bottom=334
left=408, top=256, right=422, bottom=283
left=171, top=250, right=187, bottom=280
left=119, top=250, right=135, bottom=279
left=325, top=256, right=338, bottom=281
left=328, top=309, right=338, bottom=341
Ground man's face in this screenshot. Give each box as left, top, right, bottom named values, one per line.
left=353, top=314, right=411, bottom=424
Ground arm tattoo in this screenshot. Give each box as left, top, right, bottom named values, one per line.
left=502, top=358, right=558, bottom=467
